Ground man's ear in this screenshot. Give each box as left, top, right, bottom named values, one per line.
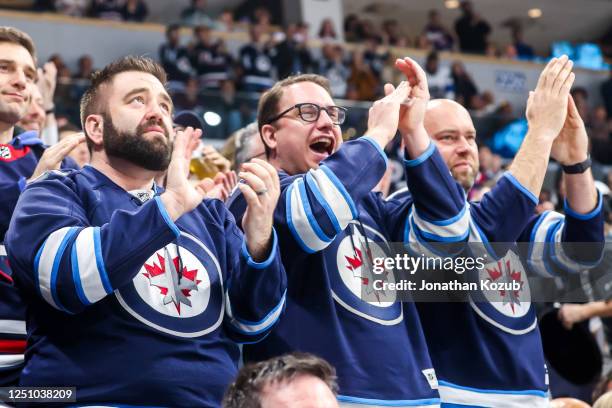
left=84, top=114, right=104, bottom=148
left=260, top=123, right=278, bottom=151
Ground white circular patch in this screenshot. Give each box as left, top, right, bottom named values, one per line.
left=479, top=250, right=531, bottom=318
left=335, top=222, right=396, bottom=307
left=133, top=244, right=211, bottom=318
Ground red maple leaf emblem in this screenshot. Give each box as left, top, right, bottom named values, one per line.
left=142, top=252, right=201, bottom=313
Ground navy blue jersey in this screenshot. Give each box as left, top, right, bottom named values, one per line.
left=393, top=174, right=605, bottom=408
left=0, top=131, right=78, bottom=386
left=228, top=138, right=469, bottom=407
left=5, top=165, right=286, bottom=407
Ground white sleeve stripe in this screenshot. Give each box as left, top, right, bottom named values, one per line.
left=412, top=204, right=470, bottom=239
left=527, top=211, right=563, bottom=277
left=74, top=227, right=111, bottom=304
left=36, top=227, right=75, bottom=310
left=309, top=167, right=355, bottom=229
left=287, top=181, right=330, bottom=252
left=225, top=292, right=286, bottom=335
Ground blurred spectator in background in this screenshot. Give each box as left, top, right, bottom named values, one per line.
left=58, top=124, right=89, bottom=167
left=17, top=86, right=45, bottom=134
left=347, top=48, right=379, bottom=101
left=318, top=44, right=349, bottom=98
left=173, top=77, right=202, bottom=113
left=223, top=353, right=339, bottom=408
left=73, top=54, right=94, bottom=81
left=89, top=0, right=124, bottom=21
left=425, top=51, right=454, bottom=99
left=381, top=19, right=404, bottom=47
left=422, top=9, right=454, bottom=51
left=159, top=24, right=194, bottom=87
left=55, top=0, right=88, bottom=17
left=318, top=18, right=337, bottom=41
left=512, top=27, right=535, bottom=60
left=590, top=106, right=612, bottom=164
left=343, top=14, right=361, bottom=42
left=362, top=37, right=387, bottom=80
left=121, top=0, right=148, bottom=22
left=455, top=1, right=491, bottom=54
left=233, top=122, right=265, bottom=170
left=190, top=25, right=234, bottom=89
left=180, top=0, right=215, bottom=28
left=253, top=6, right=272, bottom=33
left=238, top=24, right=274, bottom=92
left=216, top=9, right=235, bottom=32
left=271, top=24, right=313, bottom=80
left=601, top=69, right=612, bottom=118
left=451, top=60, right=478, bottom=107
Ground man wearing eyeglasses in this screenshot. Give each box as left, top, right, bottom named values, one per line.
left=228, top=60, right=470, bottom=407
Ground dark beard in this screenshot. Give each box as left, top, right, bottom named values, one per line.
left=102, top=113, right=171, bottom=171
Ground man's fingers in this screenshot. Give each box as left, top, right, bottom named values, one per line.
left=238, top=171, right=267, bottom=194
left=238, top=183, right=260, bottom=208
left=552, top=58, right=573, bottom=94
left=383, top=83, right=395, bottom=96
left=251, top=159, right=279, bottom=189
left=567, top=94, right=580, bottom=119
left=536, top=57, right=557, bottom=91
left=545, top=55, right=568, bottom=92
left=242, top=161, right=273, bottom=189
left=559, top=71, right=575, bottom=97
left=402, top=57, right=428, bottom=90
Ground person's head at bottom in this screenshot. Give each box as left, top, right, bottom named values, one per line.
left=223, top=353, right=339, bottom=408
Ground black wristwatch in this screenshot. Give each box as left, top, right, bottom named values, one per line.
left=562, top=156, right=591, bottom=174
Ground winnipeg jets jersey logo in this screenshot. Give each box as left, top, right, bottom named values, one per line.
left=328, top=221, right=403, bottom=325
left=115, top=232, right=224, bottom=337
left=143, top=248, right=200, bottom=313
left=0, top=145, right=11, bottom=160
left=136, top=245, right=210, bottom=318
left=470, top=250, right=536, bottom=335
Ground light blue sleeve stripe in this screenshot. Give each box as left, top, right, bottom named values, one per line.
left=154, top=196, right=181, bottom=238
left=437, top=380, right=548, bottom=397
left=415, top=204, right=467, bottom=226
left=241, top=228, right=279, bottom=269
left=285, top=183, right=317, bottom=254
left=502, top=172, right=538, bottom=205
left=305, top=172, right=342, bottom=233
left=337, top=395, right=441, bottom=406
left=319, top=165, right=358, bottom=218
left=297, top=179, right=333, bottom=243
left=403, top=140, right=435, bottom=167
left=71, top=239, right=92, bottom=306
left=563, top=190, right=603, bottom=220
left=361, top=136, right=389, bottom=167
left=93, top=227, right=113, bottom=294
left=232, top=290, right=286, bottom=326
left=33, top=242, right=45, bottom=299
left=50, top=227, right=80, bottom=313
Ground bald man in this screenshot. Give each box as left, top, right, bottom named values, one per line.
left=390, top=56, right=604, bottom=407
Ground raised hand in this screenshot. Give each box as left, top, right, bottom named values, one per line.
left=526, top=55, right=575, bottom=141
left=202, top=145, right=231, bottom=172
left=551, top=95, right=588, bottom=165
left=161, top=127, right=208, bottom=220
left=29, top=132, right=86, bottom=181
left=238, top=158, right=280, bottom=261
left=195, top=171, right=238, bottom=201
left=366, top=80, right=410, bottom=149
left=393, top=57, right=432, bottom=157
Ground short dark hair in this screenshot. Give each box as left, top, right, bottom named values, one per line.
left=222, top=353, right=338, bottom=408
left=79, top=56, right=167, bottom=150
left=0, top=26, right=36, bottom=64
left=257, top=74, right=333, bottom=157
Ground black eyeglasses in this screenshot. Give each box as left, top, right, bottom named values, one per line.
left=265, top=103, right=347, bottom=125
